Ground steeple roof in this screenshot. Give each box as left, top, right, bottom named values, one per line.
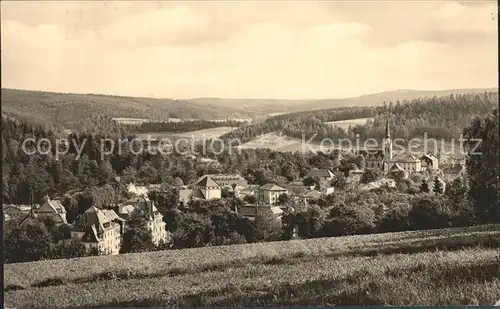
left=385, top=113, right=391, bottom=138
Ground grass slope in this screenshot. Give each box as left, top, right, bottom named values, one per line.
left=4, top=225, right=499, bottom=308
left=1, top=88, right=256, bottom=128
left=134, top=127, right=237, bottom=141
left=326, top=117, right=374, bottom=130
left=236, top=131, right=463, bottom=156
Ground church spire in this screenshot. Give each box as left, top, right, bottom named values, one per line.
left=385, top=113, right=391, bottom=139
left=383, top=106, right=393, bottom=162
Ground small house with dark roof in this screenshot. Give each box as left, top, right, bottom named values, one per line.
left=420, top=154, right=439, bottom=170
left=237, top=185, right=259, bottom=199
left=387, top=163, right=408, bottom=179
left=282, top=183, right=312, bottom=196
left=305, top=168, right=335, bottom=181
left=3, top=204, right=33, bottom=222
left=236, top=204, right=284, bottom=220
left=19, top=208, right=44, bottom=228
left=36, top=199, right=68, bottom=224
left=257, top=183, right=288, bottom=205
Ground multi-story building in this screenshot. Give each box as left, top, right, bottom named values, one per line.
left=203, top=174, right=248, bottom=188
left=257, top=183, right=288, bottom=205
left=389, top=153, right=422, bottom=174
left=70, top=207, right=125, bottom=255
left=134, top=196, right=168, bottom=245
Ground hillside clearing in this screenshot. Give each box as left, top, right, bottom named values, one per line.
left=237, top=132, right=336, bottom=152
left=134, top=127, right=237, bottom=141
left=4, top=225, right=499, bottom=308
left=326, top=117, right=374, bottom=130
left=237, top=131, right=463, bottom=156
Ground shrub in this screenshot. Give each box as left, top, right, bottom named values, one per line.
left=409, top=194, right=453, bottom=230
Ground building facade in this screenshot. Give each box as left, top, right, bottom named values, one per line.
left=389, top=153, right=422, bottom=174
left=177, top=175, right=223, bottom=203
left=70, top=207, right=125, bottom=255
left=202, top=174, right=248, bottom=188
left=134, top=196, right=168, bottom=245
left=257, top=183, right=288, bottom=205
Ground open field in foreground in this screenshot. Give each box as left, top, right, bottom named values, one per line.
left=4, top=225, right=500, bottom=308
left=134, top=127, right=237, bottom=141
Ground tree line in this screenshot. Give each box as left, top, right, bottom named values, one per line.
left=219, top=92, right=498, bottom=144
left=124, top=119, right=246, bottom=134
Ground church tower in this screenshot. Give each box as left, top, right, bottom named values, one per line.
left=382, top=110, right=393, bottom=161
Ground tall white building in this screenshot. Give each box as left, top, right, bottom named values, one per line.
left=134, top=196, right=168, bottom=245
left=70, top=207, right=125, bottom=255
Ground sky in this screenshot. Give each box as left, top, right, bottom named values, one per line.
left=1, top=1, right=498, bottom=99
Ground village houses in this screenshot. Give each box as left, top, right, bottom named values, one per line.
left=360, top=114, right=440, bottom=176
left=18, top=197, right=68, bottom=227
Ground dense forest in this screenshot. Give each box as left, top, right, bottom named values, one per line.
left=125, top=119, right=246, bottom=134
left=220, top=92, right=498, bottom=145
left=1, top=89, right=258, bottom=129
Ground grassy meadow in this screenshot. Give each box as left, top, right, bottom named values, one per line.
left=326, top=117, right=374, bottom=130
left=4, top=224, right=500, bottom=308
left=134, top=127, right=237, bottom=141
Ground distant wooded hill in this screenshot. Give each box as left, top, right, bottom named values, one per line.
left=220, top=91, right=499, bottom=145
left=187, top=88, right=498, bottom=114
left=2, top=88, right=497, bottom=131
left=1, top=89, right=258, bottom=129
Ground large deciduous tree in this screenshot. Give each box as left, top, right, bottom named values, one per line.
left=463, top=109, right=499, bottom=223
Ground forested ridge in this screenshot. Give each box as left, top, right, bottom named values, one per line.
left=1, top=88, right=258, bottom=129
left=220, top=92, right=498, bottom=144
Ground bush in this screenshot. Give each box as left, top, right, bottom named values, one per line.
left=409, top=194, right=453, bottom=230
left=361, top=169, right=379, bottom=184
left=378, top=202, right=412, bottom=233
left=322, top=202, right=376, bottom=236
